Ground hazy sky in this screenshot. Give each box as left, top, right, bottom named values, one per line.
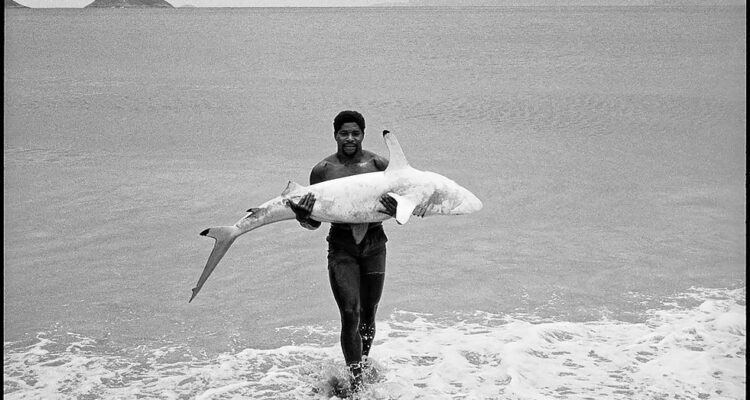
left=15, top=0, right=385, bottom=6
left=13, top=0, right=747, bottom=7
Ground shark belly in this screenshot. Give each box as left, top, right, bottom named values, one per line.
left=305, top=173, right=393, bottom=224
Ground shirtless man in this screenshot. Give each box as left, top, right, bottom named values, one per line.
left=287, top=110, right=397, bottom=392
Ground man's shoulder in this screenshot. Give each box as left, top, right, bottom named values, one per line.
left=312, top=154, right=338, bottom=169
left=310, top=154, right=337, bottom=183
left=363, top=150, right=389, bottom=170
left=311, top=151, right=388, bottom=177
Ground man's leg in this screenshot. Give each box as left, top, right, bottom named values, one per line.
left=328, top=249, right=363, bottom=367
left=359, top=247, right=386, bottom=358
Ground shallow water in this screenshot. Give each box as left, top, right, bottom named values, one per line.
left=3, top=288, right=746, bottom=399
left=4, top=5, right=746, bottom=399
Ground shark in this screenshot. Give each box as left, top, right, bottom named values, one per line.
left=190, top=130, right=482, bottom=302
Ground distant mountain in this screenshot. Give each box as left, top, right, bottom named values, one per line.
left=85, top=0, right=174, bottom=7
left=5, top=0, right=29, bottom=7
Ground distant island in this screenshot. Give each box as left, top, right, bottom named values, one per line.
left=5, top=0, right=28, bottom=7
left=85, top=0, right=173, bottom=7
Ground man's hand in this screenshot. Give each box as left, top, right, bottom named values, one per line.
left=378, top=194, right=397, bottom=217
left=288, top=193, right=316, bottom=223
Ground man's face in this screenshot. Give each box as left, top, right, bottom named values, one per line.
left=335, top=122, right=364, bottom=156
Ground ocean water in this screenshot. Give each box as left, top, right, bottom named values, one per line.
left=4, top=6, right=746, bottom=399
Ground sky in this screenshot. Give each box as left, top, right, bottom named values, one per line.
left=14, top=0, right=386, bottom=6
left=11, top=0, right=748, bottom=8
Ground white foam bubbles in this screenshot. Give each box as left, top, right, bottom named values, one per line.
left=4, top=287, right=745, bottom=399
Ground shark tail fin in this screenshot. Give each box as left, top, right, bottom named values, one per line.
left=190, top=226, right=241, bottom=303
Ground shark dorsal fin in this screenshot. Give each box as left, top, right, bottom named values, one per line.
left=382, top=130, right=410, bottom=172
left=281, top=180, right=303, bottom=196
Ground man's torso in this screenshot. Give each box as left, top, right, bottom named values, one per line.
left=312, top=150, right=388, bottom=233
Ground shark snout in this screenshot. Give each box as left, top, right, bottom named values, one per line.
left=453, top=189, right=483, bottom=214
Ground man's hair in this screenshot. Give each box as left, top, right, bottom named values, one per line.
left=333, top=110, right=365, bottom=133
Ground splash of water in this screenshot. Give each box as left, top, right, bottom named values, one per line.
left=4, top=287, right=745, bottom=399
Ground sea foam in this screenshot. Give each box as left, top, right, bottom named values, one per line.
left=4, top=287, right=745, bottom=399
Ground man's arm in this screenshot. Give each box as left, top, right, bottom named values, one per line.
left=288, top=193, right=321, bottom=230
left=373, top=154, right=389, bottom=172
left=309, top=160, right=327, bottom=185
left=300, top=218, right=321, bottom=230
left=371, top=154, right=399, bottom=217
left=288, top=162, right=327, bottom=230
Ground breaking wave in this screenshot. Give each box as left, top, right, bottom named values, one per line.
left=4, top=287, right=745, bottom=399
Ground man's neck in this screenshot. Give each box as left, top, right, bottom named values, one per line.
left=336, top=151, right=363, bottom=165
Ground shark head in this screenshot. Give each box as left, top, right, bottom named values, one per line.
left=419, top=171, right=483, bottom=216
left=450, top=185, right=483, bottom=214
left=382, top=130, right=482, bottom=218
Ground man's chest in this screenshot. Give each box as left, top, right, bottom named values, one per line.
left=323, top=161, right=381, bottom=181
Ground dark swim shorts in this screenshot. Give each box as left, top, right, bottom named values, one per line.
left=327, top=224, right=388, bottom=274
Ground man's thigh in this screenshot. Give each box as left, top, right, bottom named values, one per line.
left=359, top=247, right=386, bottom=312
left=328, top=247, right=361, bottom=310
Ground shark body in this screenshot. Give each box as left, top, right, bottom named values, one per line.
left=190, top=130, right=482, bottom=302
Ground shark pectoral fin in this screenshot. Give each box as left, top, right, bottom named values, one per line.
left=281, top=180, right=304, bottom=196
left=387, top=192, right=418, bottom=225
left=350, top=223, right=370, bottom=244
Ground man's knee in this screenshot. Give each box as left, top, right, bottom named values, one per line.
left=341, top=307, right=361, bottom=327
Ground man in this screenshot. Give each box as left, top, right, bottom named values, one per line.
left=287, top=110, right=397, bottom=392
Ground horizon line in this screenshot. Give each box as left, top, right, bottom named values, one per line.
left=10, top=3, right=749, bottom=8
